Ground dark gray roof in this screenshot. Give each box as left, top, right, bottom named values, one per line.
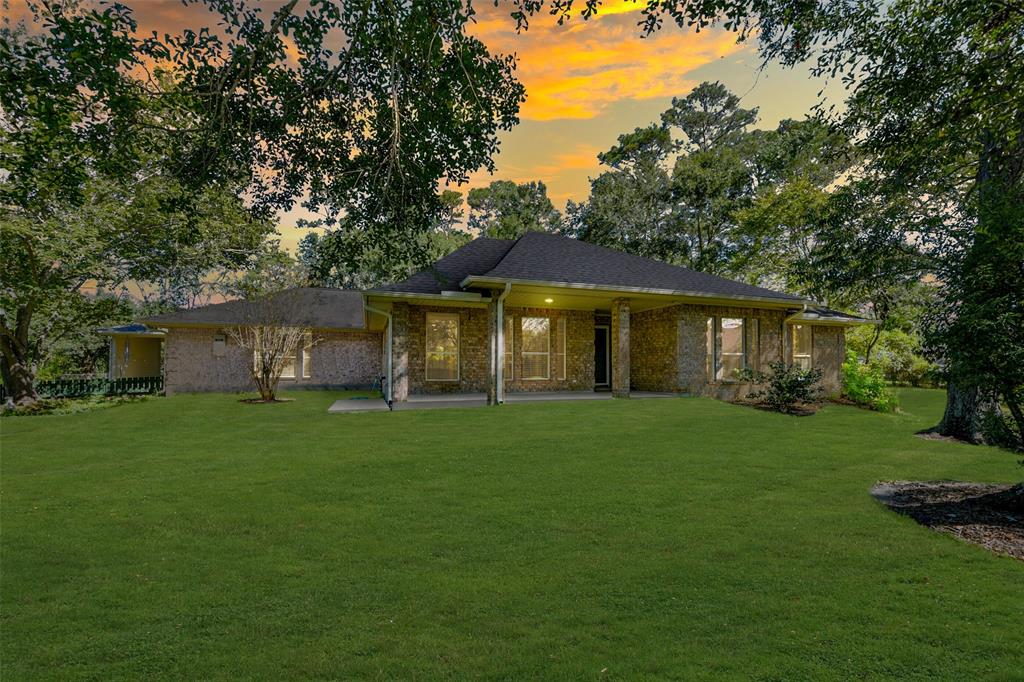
left=372, top=237, right=515, bottom=295
left=140, top=288, right=365, bottom=329
left=375, top=232, right=807, bottom=303
left=97, top=323, right=155, bottom=334
left=798, top=306, right=871, bottom=322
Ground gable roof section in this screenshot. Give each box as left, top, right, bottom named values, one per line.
left=472, top=232, right=806, bottom=302
left=140, top=288, right=366, bottom=330
left=372, top=236, right=516, bottom=295
left=795, top=306, right=875, bottom=325
left=375, top=232, right=808, bottom=304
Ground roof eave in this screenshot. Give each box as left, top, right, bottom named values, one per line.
left=793, top=314, right=878, bottom=326
left=459, top=276, right=813, bottom=309
left=365, top=290, right=492, bottom=305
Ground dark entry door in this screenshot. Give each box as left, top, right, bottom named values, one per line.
left=594, top=326, right=610, bottom=387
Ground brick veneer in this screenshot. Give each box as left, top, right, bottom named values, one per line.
left=810, top=326, right=845, bottom=394
left=405, top=303, right=491, bottom=395
left=503, top=307, right=595, bottom=393
left=629, top=303, right=844, bottom=400
left=163, top=327, right=382, bottom=394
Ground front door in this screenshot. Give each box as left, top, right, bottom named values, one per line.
left=594, top=325, right=610, bottom=387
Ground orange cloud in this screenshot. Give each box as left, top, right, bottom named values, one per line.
left=471, top=6, right=745, bottom=121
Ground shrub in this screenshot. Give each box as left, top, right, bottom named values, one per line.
left=740, top=361, right=824, bottom=414
left=841, top=351, right=898, bottom=412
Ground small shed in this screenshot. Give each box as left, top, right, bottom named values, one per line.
left=97, top=324, right=165, bottom=379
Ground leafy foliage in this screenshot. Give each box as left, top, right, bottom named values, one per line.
left=740, top=361, right=824, bottom=414
left=298, top=191, right=472, bottom=289
left=842, top=351, right=899, bottom=413
left=467, top=180, right=562, bottom=239
left=567, top=82, right=852, bottom=280
left=1, top=0, right=524, bottom=404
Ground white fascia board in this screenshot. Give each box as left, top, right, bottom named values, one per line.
left=459, top=276, right=814, bottom=309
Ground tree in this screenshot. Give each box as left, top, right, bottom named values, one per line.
left=1, top=0, right=524, bottom=404
left=660, top=81, right=757, bottom=154
left=514, top=0, right=1024, bottom=444
left=0, top=174, right=272, bottom=406
left=467, top=180, right=562, bottom=238
left=568, top=89, right=850, bottom=278
left=299, top=191, right=472, bottom=289
left=566, top=125, right=673, bottom=260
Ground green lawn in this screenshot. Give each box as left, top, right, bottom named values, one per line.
left=2, top=390, right=1021, bottom=680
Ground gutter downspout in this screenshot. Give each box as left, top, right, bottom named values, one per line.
left=782, top=304, right=808, bottom=364
left=495, top=283, right=512, bottom=404
left=365, top=303, right=393, bottom=408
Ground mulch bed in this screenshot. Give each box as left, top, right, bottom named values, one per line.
left=871, top=481, right=1024, bottom=560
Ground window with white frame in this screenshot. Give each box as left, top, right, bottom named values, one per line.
left=706, top=316, right=756, bottom=382
left=254, top=349, right=296, bottom=379
left=503, top=316, right=514, bottom=381
left=719, top=318, right=745, bottom=380
left=301, top=333, right=313, bottom=378
left=706, top=317, right=714, bottom=380
left=521, top=317, right=550, bottom=380
left=425, top=312, right=459, bottom=381
left=554, top=317, right=567, bottom=380
left=792, top=324, right=812, bottom=370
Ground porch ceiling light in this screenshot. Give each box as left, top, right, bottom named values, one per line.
left=544, top=297, right=554, bottom=303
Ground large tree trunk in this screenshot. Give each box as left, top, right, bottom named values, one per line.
left=0, top=350, right=39, bottom=407
left=934, top=380, right=995, bottom=444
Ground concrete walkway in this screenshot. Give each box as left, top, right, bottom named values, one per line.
left=328, top=391, right=680, bottom=413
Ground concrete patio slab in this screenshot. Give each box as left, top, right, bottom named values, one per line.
left=504, top=391, right=612, bottom=403
left=327, top=398, right=390, bottom=413
left=395, top=393, right=488, bottom=410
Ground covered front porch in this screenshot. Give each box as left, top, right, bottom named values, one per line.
left=366, top=282, right=671, bottom=405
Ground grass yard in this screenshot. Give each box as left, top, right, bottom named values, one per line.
left=2, top=389, right=1022, bottom=679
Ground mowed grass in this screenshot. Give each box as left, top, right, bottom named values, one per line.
left=2, top=389, right=1022, bottom=680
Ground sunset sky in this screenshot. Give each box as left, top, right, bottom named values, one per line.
left=10, top=0, right=847, bottom=249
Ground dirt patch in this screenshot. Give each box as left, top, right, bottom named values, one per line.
left=871, top=481, right=1024, bottom=560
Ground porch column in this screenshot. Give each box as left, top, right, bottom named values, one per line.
left=486, top=294, right=498, bottom=405
left=391, top=302, right=409, bottom=402
left=611, top=298, right=630, bottom=397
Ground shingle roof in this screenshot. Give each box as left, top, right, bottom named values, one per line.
left=140, top=288, right=365, bottom=329
left=372, top=237, right=516, bottom=295
left=97, top=323, right=160, bottom=335
left=797, top=306, right=872, bottom=323
left=374, top=232, right=808, bottom=304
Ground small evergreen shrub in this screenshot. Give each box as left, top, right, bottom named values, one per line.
left=841, top=351, right=898, bottom=412
left=740, top=361, right=824, bottom=414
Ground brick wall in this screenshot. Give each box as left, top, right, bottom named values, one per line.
left=504, top=307, right=594, bottom=393
left=406, top=304, right=491, bottom=394
left=810, top=326, right=845, bottom=394
left=163, top=327, right=382, bottom=394
left=630, top=303, right=788, bottom=399
left=399, top=304, right=596, bottom=395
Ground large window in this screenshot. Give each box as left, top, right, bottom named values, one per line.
left=426, top=312, right=459, bottom=381
left=301, top=333, right=313, bottom=378
left=719, top=317, right=745, bottom=380
left=504, top=316, right=514, bottom=381
left=521, top=317, right=550, bottom=380
left=706, top=316, right=756, bottom=381
left=254, top=350, right=296, bottom=379
left=792, top=324, right=812, bottom=369
left=555, top=317, right=567, bottom=380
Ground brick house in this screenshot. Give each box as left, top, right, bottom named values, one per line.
left=143, top=232, right=870, bottom=400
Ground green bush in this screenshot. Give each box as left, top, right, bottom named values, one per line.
left=740, top=361, right=824, bottom=414
left=841, top=351, right=898, bottom=412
